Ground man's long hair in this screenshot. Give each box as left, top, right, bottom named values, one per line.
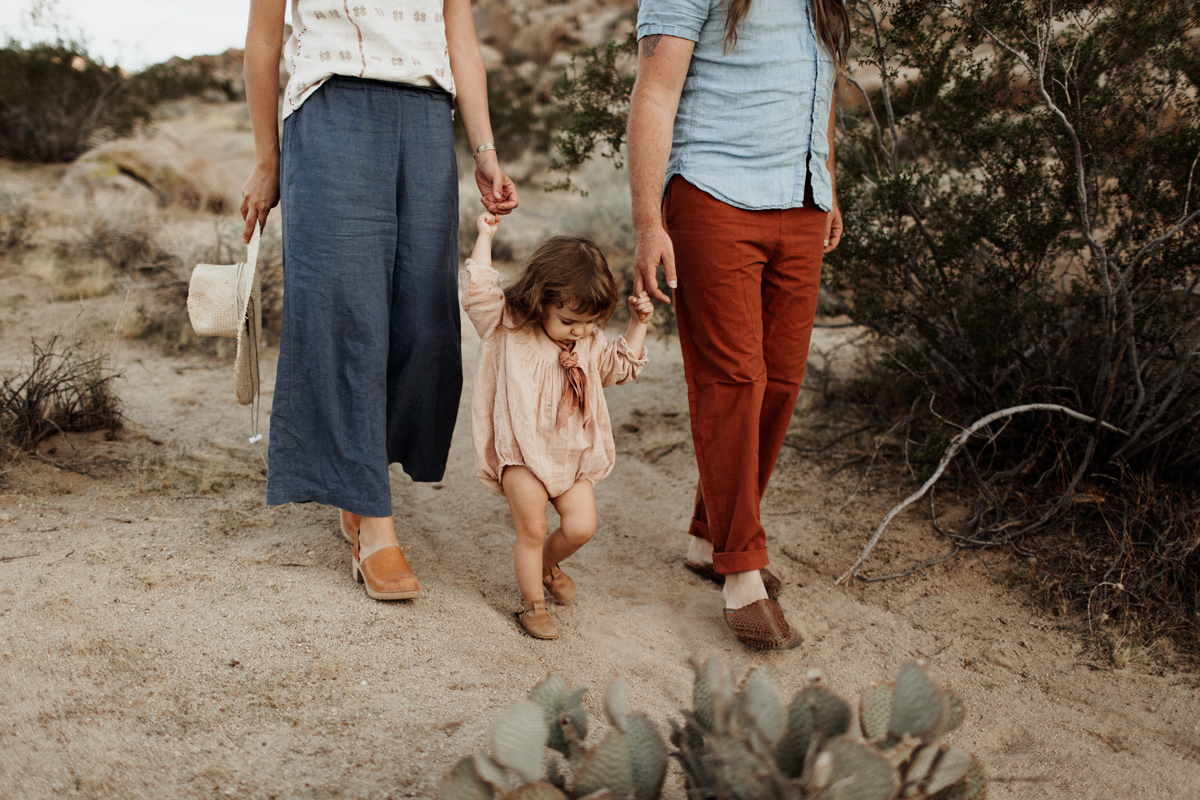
left=723, top=0, right=849, bottom=65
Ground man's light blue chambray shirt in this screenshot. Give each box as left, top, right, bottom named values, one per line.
left=636, top=0, right=836, bottom=212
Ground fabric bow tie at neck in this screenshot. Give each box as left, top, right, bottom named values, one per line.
left=552, top=338, right=592, bottom=430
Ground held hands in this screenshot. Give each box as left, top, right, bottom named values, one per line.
left=469, top=211, right=499, bottom=266
left=628, top=291, right=653, bottom=325
left=473, top=151, right=519, bottom=215
left=632, top=224, right=676, bottom=304
left=476, top=211, right=499, bottom=238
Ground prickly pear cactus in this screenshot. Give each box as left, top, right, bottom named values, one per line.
left=671, top=658, right=987, bottom=800
left=439, top=675, right=667, bottom=800
left=440, top=662, right=985, bottom=800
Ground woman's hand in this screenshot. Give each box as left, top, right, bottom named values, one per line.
left=474, top=152, right=519, bottom=215
left=628, top=291, right=654, bottom=324
left=240, top=158, right=280, bottom=244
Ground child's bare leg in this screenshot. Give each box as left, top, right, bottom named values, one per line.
left=501, top=466, right=551, bottom=603
left=544, top=480, right=597, bottom=567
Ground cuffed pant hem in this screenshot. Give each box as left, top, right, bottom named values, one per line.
left=713, top=548, right=770, bottom=575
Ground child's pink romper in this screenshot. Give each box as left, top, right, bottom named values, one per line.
left=461, top=260, right=649, bottom=497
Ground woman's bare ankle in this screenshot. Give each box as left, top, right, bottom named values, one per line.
left=356, top=516, right=399, bottom=560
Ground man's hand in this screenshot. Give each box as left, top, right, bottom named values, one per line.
left=824, top=203, right=843, bottom=254
left=632, top=223, right=676, bottom=304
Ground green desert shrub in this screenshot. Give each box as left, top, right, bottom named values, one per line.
left=0, top=38, right=234, bottom=163
left=0, top=41, right=154, bottom=162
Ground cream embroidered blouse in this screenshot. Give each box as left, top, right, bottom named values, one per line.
left=461, top=261, right=649, bottom=498
left=282, top=0, right=455, bottom=120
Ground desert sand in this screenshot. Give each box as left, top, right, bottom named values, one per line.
left=1, top=102, right=1198, bottom=799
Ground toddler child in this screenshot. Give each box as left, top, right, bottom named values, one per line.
left=462, top=212, right=653, bottom=639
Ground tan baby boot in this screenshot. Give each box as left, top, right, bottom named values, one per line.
left=518, top=599, right=559, bottom=639
left=542, top=564, right=576, bottom=605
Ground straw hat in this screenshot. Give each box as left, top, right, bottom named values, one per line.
left=187, top=223, right=262, bottom=405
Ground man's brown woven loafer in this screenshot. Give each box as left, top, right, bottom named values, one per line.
left=724, top=598, right=802, bottom=649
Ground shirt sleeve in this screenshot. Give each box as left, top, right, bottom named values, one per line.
left=460, top=259, right=506, bottom=340
left=595, top=334, right=650, bottom=388
left=636, top=0, right=712, bottom=43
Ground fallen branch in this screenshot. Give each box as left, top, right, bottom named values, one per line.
left=835, top=403, right=1129, bottom=585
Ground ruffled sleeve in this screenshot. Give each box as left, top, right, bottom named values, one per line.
left=596, top=334, right=649, bottom=388
left=460, top=259, right=506, bottom=340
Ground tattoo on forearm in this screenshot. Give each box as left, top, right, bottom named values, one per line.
left=641, top=34, right=663, bottom=57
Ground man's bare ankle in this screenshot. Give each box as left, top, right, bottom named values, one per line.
left=687, top=536, right=714, bottom=566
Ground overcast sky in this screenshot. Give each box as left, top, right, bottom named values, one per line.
left=0, top=0, right=283, bottom=70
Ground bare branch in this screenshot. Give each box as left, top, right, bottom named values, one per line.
left=835, top=403, right=1129, bottom=585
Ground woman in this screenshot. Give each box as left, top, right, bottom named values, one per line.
left=627, top=0, right=846, bottom=648
left=240, top=0, right=518, bottom=600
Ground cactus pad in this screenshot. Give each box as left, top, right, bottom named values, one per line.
left=530, top=675, right=571, bottom=755
left=693, top=656, right=731, bottom=732
left=903, top=743, right=941, bottom=790
left=932, top=691, right=965, bottom=741
left=923, top=746, right=974, bottom=796
left=439, top=757, right=495, bottom=800
left=816, top=736, right=900, bottom=800
left=566, top=686, right=589, bottom=742
left=529, top=675, right=569, bottom=715
left=707, top=734, right=779, bottom=800
left=775, top=692, right=815, bottom=778
left=604, top=677, right=629, bottom=733
left=888, top=662, right=944, bottom=740
left=574, top=729, right=633, bottom=799
left=739, top=668, right=786, bottom=744
left=806, top=684, right=852, bottom=742
left=859, top=682, right=894, bottom=743
left=508, top=782, right=570, bottom=800
left=471, top=754, right=510, bottom=793
left=627, top=713, right=668, bottom=800
left=929, top=756, right=987, bottom=800
left=491, top=700, right=549, bottom=784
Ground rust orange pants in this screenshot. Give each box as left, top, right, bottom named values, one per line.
left=664, top=176, right=825, bottom=574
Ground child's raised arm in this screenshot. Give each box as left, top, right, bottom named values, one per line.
left=596, top=292, right=653, bottom=387
left=623, top=291, right=653, bottom=356
left=461, top=212, right=506, bottom=339
left=470, top=212, right=500, bottom=265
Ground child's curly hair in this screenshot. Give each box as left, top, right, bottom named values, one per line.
left=504, top=236, right=619, bottom=332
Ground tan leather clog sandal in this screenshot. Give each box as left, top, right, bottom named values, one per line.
left=351, top=529, right=420, bottom=600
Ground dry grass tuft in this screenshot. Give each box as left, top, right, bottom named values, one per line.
left=0, top=335, right=122, bottom=455
left=127, top=445, right=264, bottom=497
left=1033, top=470, right=1200, bottom=660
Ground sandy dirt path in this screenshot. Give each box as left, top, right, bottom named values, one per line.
left=2, top=258, right=1199, bottom=799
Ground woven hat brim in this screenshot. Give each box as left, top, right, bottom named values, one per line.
left=233, top=224, right=263, bottom=406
